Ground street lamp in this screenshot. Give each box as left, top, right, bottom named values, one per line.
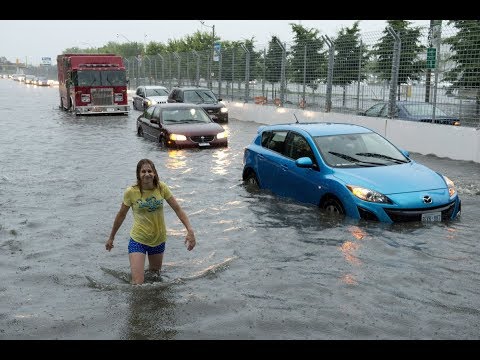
left=199, top=20, right=215, bottom=88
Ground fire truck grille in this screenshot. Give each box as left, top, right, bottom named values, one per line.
left=91, top=88, right=114, bottom=105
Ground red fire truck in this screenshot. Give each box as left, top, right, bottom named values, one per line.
left=57, top=54, right=129, bottom=115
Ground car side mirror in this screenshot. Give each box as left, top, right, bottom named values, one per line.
left=296, top=157, right=313, bottom=168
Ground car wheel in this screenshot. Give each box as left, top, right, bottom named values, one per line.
left=321, top=197, right=345, bottom=216
left=132, top=101, right=137, bottom=110
left=159, top=134, right=168, bottom=147
left=244, top=171, right=259, bottom=188
left=137, top=126, right=143, bottom=137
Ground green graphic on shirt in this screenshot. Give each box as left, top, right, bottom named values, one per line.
left=137, top=196, right=163, bottom=212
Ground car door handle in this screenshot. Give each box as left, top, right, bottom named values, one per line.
left=281, top=164, right=288, bottom=171
left=258, top=154, right=265, bottom=160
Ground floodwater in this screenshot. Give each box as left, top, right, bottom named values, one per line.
left=0, top=79, right=479, bottom=340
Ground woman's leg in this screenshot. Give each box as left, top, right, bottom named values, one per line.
left=129, top=252, right=146, bottom=284
left=148, top=253, right=164, bottom=272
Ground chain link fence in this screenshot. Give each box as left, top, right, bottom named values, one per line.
left=124, top=22, right=480, bottom=127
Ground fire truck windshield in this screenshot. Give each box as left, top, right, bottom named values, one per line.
left=76, top=70, right=126, bottom=87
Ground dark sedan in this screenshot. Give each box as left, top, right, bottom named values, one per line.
left=167, top=86, right=228, bottom=123
left=136, top=103, right=228, bottom=149
left=358, top=101, right=460, bottom=126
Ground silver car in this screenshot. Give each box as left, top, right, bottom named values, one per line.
left=132, top=85, right=169, bottom=110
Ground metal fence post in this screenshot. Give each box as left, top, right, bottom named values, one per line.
left=432, top=21, right=443, bottom=123
left=302, top=44, right=307, bottom=107
left=124, top=57, right=130, bottom=90
left=387, top=27, right=401, bottom=119
left=192, top=51, right=200, bottom=86
left=218, top=50, right=222, bottom=98
left=231, top=49, right=235, bottom=101
left=323, top=35, right=334, bottom=112
left=241, top=44, right=250, bottom=102
left=173, top=52, right=181, bottom=86
left=356, top=40, right=363, bottom=112
left=274, top=38, right=286, bottom=106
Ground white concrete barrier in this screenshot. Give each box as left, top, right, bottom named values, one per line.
left=226, top=101, right=480, bottom=164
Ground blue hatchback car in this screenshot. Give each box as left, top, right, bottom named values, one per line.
left=242, top=122, right=461, bottom=223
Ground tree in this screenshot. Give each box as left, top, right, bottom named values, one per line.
left=332, top=21, right=369, bottom=106
left=371, top=20, right=425, bottom=100
left=265, top=36, right=284, bottom=98
left=288, top=23, right=326, bottom=93
left=443, top=20, right=480, bottom=116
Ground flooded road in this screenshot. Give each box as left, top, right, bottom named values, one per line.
left=1, top=79, right=479, bottom=339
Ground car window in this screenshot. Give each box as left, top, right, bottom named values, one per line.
left=263, top=131, right=287, bottom=153
left=146, top=88, right=168, bottom=97
left=403, top=103, right=448, bottom=117
left=285, top=133, right=315, bottom=162
left=315, top=133, right=406, bottom=167
left=161, top=108, right=211, bottom=123
left=184, top=90, right=216, bottom=104
left=365, top=103, right=386, bottom=117
left=152, top=106, right=161, bottom=121
left=380, top=104, right=390, bottom=117
left=144, top=106, right=155, bottom=120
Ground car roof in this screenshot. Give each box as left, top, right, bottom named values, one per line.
left=260, top=122, right=373, bottom=137
left=142, top=85, right=167, bottom=89
left=174, top=86, right=211, bottom=91
left=152, top=103, right=204, bottom=110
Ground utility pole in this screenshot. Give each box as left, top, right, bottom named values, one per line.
left=200, top=21, right=215, bottom=89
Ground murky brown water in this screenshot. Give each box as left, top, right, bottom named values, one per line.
left=1, top=79, right=479, bottom=339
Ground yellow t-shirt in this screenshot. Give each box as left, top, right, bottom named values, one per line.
left=123, top=182, right=172, bottom=247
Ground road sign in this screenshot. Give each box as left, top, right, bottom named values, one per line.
left=426, top=48, right=436, bottom=69
left=213, top=42, right=221, bottom=62
left=41, top=57, right=52, bottom=66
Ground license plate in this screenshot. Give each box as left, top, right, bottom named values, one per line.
left=198, top=142, right=211, bottom=147
left=106, top=108, right=115, bottom=112
left=421, top=212, right=441, bottom=222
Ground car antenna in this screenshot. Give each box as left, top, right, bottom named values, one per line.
left=293, top=113, right=299, bottom=123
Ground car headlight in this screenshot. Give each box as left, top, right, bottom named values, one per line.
left=169, top=134, right=187, bottom=141
left=347, top=185, right=392, bottom=203
left=220, top=107, right=228, bottom=113
left=443, top=175, right=457, bottom=197
left=216, top=131, right=228, bottom=139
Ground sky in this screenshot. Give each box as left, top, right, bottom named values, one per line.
left=0, top=20, right=431, bottom=66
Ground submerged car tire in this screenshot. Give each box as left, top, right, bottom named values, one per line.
left=321, top=197, right=345, bottom=216
left=137, top=126, right=143, bottom=137
left=244, top=172, right=259, bottom=188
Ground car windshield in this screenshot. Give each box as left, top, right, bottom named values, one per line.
left=183, top=90, right=217, bottom=104
left=146, top=88, right=169, bottom=97
left=161, top=108, right=212, bottom=124
left=403, top=103, right=448, bottom=117
left=314, top=132, right=409, bottom=168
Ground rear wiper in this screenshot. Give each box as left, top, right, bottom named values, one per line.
left=356, top=152, right=409, bottom=164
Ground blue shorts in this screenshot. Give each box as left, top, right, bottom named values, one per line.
left=128, top=238, right=165, bottom=255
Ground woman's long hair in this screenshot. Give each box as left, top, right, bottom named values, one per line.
left=135, top=158, right=160, bottom=195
